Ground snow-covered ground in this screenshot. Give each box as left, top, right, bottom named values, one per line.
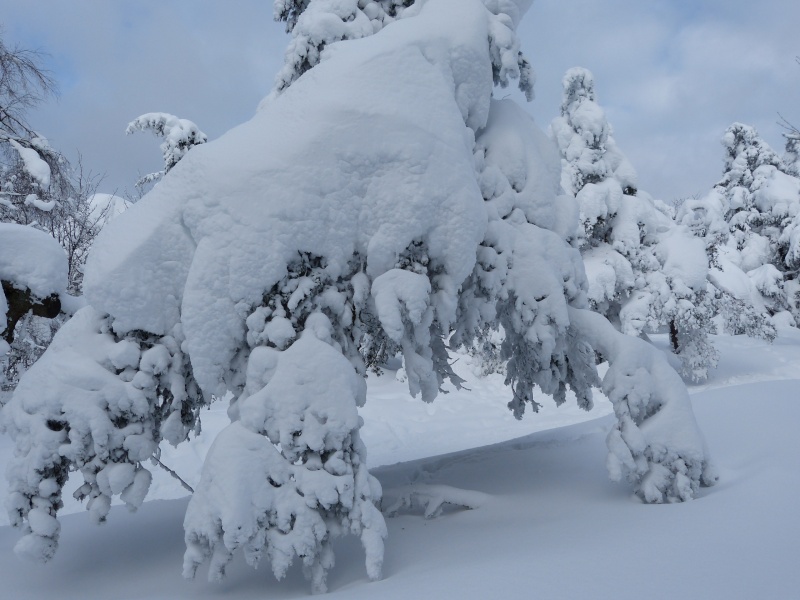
left=1, top=329, right=798, bottom=599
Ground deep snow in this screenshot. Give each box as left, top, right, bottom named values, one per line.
left=1, top=329, right=798, bottom=599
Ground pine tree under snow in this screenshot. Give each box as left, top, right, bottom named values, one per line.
left=678, top=123, right=800, bottom=329
left=1, top=0, right=715, bottom=593
left=550, top=67, right=719, bottom=381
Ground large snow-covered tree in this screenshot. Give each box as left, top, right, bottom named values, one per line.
left=550, top=67, right=718, bottom=381
left=1, top=0, right=715, bottom=593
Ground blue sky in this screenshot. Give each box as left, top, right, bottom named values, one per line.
left=2, top=0, right=799, bottom=201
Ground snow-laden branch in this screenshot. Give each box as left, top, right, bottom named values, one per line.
left=568, top=306, right=717, bottom=502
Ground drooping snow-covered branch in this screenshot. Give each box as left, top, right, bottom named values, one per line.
left=568, top=307, right=717, bottom=502
left=2, top=307, right=204, bottom=561
left=184, top=323, right=386, bottom=594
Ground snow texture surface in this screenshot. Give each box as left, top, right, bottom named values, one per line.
left=0, top=330, right=798, bottom=599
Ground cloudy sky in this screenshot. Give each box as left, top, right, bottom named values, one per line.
left=2, top=0, right=799, bottom=201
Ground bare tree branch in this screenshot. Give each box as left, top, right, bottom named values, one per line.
left=0, top=28, right=57, bottom=138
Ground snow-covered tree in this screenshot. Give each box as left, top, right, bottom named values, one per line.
left=779, top=57, right=799, bottom=177
left=126, top=112, right=207, bottom=191
left=679, top=123, right=800, bottom=327
left=0, top=32, right=103, bottom=391
left=550, top=67, right=718, bottom=381
left=1, top=0, right=714, bottom=593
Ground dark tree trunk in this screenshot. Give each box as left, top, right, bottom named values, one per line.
left=669, top=319, right=680, bottom=352
left=2, top=280, right=61, bottom=343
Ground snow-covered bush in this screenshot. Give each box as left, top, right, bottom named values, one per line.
left=550, top=67, right=717, bottom=380
left=2, top=0, right=714, bottom=593
left=1, top=135, right=102, bottom=294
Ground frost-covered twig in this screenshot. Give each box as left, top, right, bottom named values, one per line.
left=150, top=454, right=194, bottom=494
